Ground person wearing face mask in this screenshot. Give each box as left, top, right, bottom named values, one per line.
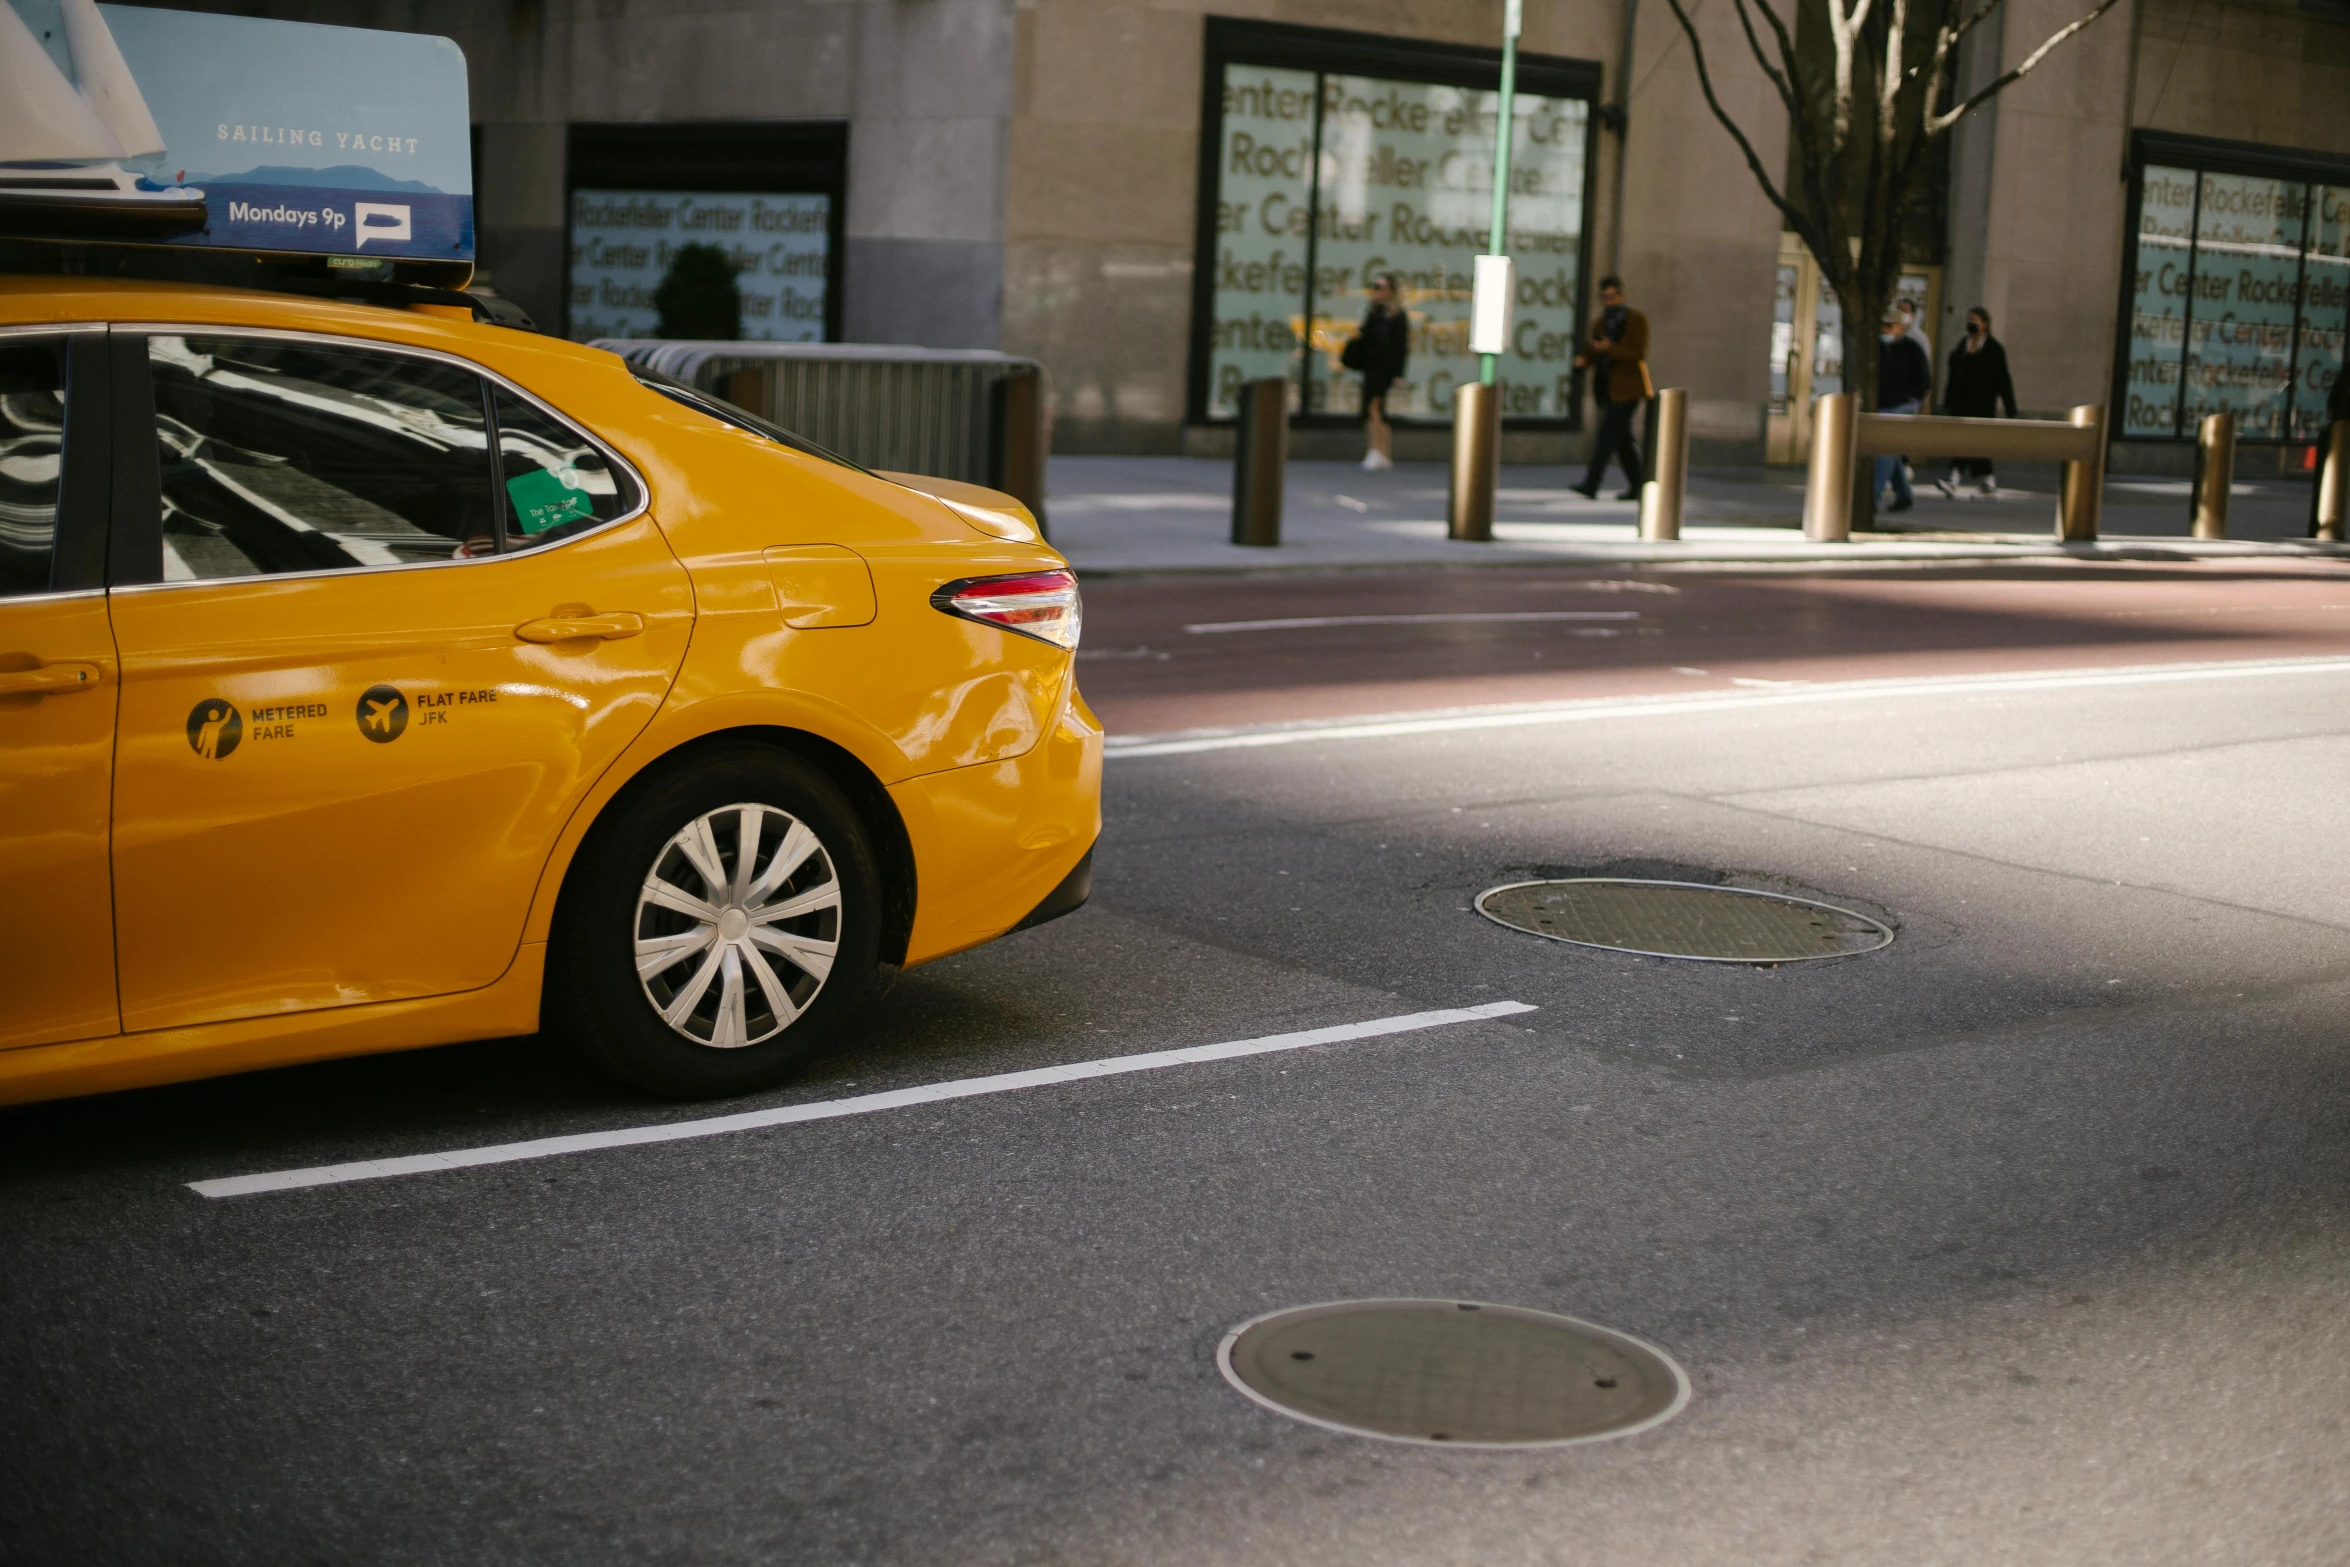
left=1935, top=307, right=2017, bottom=498
left=1875, top=309, right=1932, bottom=513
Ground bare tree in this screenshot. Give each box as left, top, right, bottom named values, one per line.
left=1659, top=0, right=2121, bottom=510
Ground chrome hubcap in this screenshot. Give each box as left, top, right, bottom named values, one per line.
left=634, top=802, right=841, bottom=1048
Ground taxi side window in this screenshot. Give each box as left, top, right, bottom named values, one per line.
left=0, top=340, right=67, bottom=598
left=149, top=335, right=497, bottom=579
left=492, top=387, right=637, bottom=551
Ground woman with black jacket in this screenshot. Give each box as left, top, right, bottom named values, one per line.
left=1936, top=307, right=2018, bottom=497
left=1350, top=273, right=1410, bottom=471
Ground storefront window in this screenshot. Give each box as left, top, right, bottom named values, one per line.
left=2296, top=187, right=2350, bottom=440
left=1768, top=264, right=1797, bottom=416
left=2122, top=165, right=2196, bottom=437
left=1196, top=25, right=1597, bottom=425
left=563, top=122, right=845, bottom=344
left=1208, top=66, right=1318, bottom=415
left=1811, top=282, right=1845, bottom=398
left=569, top=191, right=831, bottom=343
left=2118, top=146, right=2350, bottom=443
left=2188, top=172, right=2303, bottom=438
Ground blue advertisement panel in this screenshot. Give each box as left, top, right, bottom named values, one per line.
left=0, top=2, right=471, bottom=262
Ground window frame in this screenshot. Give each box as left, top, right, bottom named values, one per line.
left=1188, top=16, right=1605, bottom=432
left=2113, top=129, right=2350, bottom=448
left=104, top=324, right=651, bottom=593
left=564, top=121, right=849, bottom=345
left=0, top=323, right=110, bottom=601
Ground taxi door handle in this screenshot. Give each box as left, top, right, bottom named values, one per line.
left=514, top=611, right=646, bottom=644
left=0, top=660, right=103, bottom=696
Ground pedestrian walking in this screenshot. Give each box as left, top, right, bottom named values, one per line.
left=1572, top=275, right=1650, bottom=500
left=1894, top=297, right=1933, bottom=488
left=2311, top=359, right=2350, bottom=532
left=1343, top=272, right=1409, bottom=471
left=1875, top=309, right=1931, bottom=513
left=1897, top=298, right=1933, bottom=388
left=1934, top=307, right=2017, bottom=497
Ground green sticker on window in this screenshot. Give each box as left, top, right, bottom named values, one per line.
left=506, top=466, right=595, bottom=535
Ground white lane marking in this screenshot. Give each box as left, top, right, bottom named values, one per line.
left=1184, top=611, right=1642, bottom=634
left=1104, top=654, right=2350, bottom=759
left=188, top=1001, right=1537, bottom=1200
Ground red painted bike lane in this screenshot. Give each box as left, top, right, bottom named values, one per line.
left=1073, top=562, right=2350, bottom=735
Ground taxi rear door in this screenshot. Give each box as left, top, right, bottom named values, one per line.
left=0, top=329, right=118, bottom=1051
left=104, top=329, right=691, bottom=1033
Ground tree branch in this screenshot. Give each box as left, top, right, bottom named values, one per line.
left=1927, top=0, right=2125, bottom=133
left=1726, top=0, right=1803, bottom=118
left=1878, top=0, right=1910, bottom=191
left=1746, top=0, right=1809, bottom=90
left=1943, top=0, right=2006, bottom=57
left=1658, top=0, right=1824, bottom=250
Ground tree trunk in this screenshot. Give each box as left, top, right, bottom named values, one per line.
left=1839, top=279, right=1887, bottom=532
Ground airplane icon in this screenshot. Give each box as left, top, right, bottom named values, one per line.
left=363, top=698, right=400, bottom=732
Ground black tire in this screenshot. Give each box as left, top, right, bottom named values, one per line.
left=548, top=742, right=882, bottom=1098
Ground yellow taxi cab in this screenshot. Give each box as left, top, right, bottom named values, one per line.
left=0, top=274, right=1100, bottom=1105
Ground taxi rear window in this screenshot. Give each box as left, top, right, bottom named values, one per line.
left=634, top=369, right=869, bottom=476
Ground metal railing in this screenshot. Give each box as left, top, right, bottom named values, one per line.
left=593, top=340, right=1050, bottom=533
left=1802, top=393, right=2107, bottom=541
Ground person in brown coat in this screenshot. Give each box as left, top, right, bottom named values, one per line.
left=1572, top=276, right=1651, bottom=500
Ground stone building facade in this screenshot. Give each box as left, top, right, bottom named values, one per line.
left=125, top=0, right=2350, bottom=470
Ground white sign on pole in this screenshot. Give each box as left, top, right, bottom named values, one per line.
left=1470, top=254, right=1515, bottom=356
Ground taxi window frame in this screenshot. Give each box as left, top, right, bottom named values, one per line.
left=102, top=323, right=651, bottom=592
left=0, top=322, right=110, bottom=600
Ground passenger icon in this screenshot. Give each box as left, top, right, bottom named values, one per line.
left=357, top=684, right=409, bottom=743
left=185, top=699, right=243, bottom=760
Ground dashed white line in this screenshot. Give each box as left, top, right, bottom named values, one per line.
left=188, top=1001, right=1538, bottom=1199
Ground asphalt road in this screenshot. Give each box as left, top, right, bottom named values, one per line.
left=8, top=561, right=2350, bottom=1564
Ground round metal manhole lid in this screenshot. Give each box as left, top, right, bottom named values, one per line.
left=1476, top=878, right=1892, bottom=963
left=1218, top=1299, right=1690, bottom=1448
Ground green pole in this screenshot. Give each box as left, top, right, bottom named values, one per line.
left=1481, top=0, right=1522, bottom=389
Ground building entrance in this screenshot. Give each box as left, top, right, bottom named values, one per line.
left=1765, top=233, right=1940, bottom=465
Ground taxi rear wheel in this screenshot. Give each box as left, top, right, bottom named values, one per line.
left=550, top=744, right=882, bottom=1097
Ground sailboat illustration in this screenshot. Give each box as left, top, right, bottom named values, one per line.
left=0, top=0, right=205, bottom=235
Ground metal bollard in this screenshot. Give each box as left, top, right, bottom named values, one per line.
left=2058, top=404, right=2106, bottom=542
left=2192, top=410, right=2235, bottom=540
left=722, top=364, right=771, bottom=419
left=1803, top=392, right=1856, bottom=541
left=1448, top=381, right=1499, bottom=542
left=2316, top=420, right=2348, bottom=543
left=1637, top=388, right=1689, bottom=541
left=1231, top=376, right=1287, bottom=547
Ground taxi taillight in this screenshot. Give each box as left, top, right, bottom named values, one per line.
left=931, top=569, right=1082, bottom=650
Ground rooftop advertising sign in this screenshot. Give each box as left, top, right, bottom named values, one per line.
left=0, top=0, right=471, bottom=263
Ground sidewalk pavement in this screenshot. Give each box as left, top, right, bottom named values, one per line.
left=1044, top=456, right=2348, bottom=574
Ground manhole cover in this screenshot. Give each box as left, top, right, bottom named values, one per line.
left=1218, top=1299, right=1689, bottom=1448
left=1475, top=878, right=1891, bottom=963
